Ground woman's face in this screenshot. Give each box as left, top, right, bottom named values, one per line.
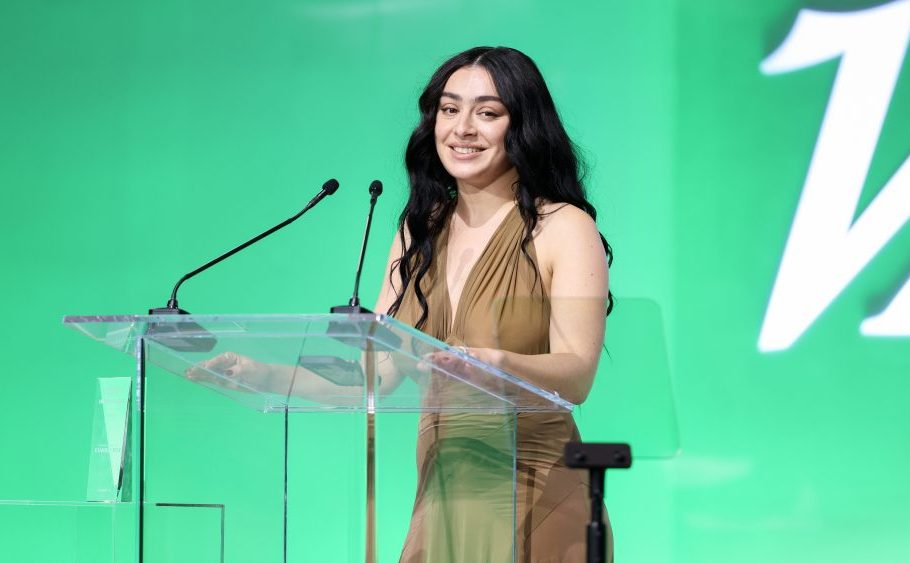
left=434, top=66, right=512, bottom=188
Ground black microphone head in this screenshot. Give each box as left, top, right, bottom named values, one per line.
left=322, top=178, right=340, bottom=195
left=369, top=180, right=383, bottom=197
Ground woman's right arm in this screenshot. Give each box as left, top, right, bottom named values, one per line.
left=374, top=228, right=406, bottom=315
left=371, top=228, right=411, bottom=392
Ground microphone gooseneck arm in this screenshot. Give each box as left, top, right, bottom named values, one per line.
left=349, top=180, right=383, bottom=307
left=159, top=178, right=340, bottom=313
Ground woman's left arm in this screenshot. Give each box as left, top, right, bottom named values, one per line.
left=467, top=205, right=609, bottom=405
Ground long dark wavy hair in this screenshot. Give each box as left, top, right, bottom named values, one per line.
left=388, top=46, right=614, bottom=329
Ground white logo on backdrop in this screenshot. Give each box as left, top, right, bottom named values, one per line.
left=758, top=0, right=910, bottom=352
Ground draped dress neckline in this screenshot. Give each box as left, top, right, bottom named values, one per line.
left=439, top=204, right=521, bottom=339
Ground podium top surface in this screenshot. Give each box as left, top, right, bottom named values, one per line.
left=63, top=313, right=574, bottom=414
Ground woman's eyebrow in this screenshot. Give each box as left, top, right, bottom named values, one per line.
left=440, top=91, right=504, bottom=104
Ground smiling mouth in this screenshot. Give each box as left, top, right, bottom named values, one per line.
left=452, top=146, right=483, bottom=154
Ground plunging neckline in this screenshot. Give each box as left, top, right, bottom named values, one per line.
left=441, top=204, right=519, bottom=336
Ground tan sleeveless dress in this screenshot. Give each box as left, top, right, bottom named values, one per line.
left=396, top=205, right=612, bottom=563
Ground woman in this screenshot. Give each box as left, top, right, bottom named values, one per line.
left=376, top=46, right=613, bottom=563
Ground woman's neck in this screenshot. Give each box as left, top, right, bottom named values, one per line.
left=454, top=167, right=519, bottom=227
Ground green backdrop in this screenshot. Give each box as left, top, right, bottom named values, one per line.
left=1, top=0, right=908, bottom=561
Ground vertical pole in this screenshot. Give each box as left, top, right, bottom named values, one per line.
left=365, top=339, right=376, bottom=563
left=586, top=467, right=606, bottom=563
left=283, top=406, right=290, bottom=563
left=511, top=411, right=518, bottom=563
left=137, top=340, right=147, bottom=563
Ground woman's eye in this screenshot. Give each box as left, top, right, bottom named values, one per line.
left=440, top=106, right=457, bottom=115
left=479, top=110, right=500, bottom=119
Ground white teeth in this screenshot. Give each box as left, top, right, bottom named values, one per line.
left=453, top=146, right=481, bottom=154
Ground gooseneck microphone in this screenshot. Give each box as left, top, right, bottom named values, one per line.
left=331, top=180, right=383, bottom=314
left=151, top=178, right=340, bottom=315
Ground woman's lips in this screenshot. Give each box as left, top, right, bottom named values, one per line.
left=450, top=145, right=484, bottom=159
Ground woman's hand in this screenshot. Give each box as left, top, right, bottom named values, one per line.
left=185, top=351, right=271, bottom=391
left=461, top=347, right=505, bottom=368
left=422, top=347, right=505, bottom=384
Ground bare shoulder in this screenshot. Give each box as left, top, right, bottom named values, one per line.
left=533, top=202, right=601, bottom=245
left=532, top=202, right=606, bottom=293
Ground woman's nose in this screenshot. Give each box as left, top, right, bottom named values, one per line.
left=454, top=112, right=476, bottom=137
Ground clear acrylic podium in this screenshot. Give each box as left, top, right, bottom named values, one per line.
left=62, top=313, right=574, bottom=563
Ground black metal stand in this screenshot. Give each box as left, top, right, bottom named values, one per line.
left=565, top=442, right=633, bottom=563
